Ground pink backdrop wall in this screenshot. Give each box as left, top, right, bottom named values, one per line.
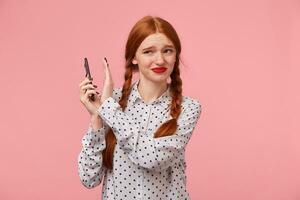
left=0, top=0, right=299, bottom=199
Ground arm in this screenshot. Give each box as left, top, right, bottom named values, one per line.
left=77, top=116, right=108, bottom=188
left=96, top=97, right=202, bottom=172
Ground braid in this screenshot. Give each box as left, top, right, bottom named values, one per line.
left=153, top=63, right=183, bottom=138
left=169, top=61, right=183, bottom=120
left=119, top=62, right=134, bottom=110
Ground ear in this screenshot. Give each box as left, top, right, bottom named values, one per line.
left=132, top=57, right=138, bottom=65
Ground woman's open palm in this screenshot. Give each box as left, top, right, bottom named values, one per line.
left=100, top=58, right=114, bottom=106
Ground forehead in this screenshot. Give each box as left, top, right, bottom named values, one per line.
left=139, top=33, right=174, bottom=48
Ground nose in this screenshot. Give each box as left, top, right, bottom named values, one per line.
left=155, top=52, right=165, bottom=65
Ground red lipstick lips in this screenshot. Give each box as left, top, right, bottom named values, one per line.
left=152, top=67, right=167, bottom=73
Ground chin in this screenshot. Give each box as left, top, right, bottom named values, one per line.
left=149, top=76, right=169, bottom=84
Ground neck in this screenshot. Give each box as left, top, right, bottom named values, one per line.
left=137, top=79, right=169, bottom=104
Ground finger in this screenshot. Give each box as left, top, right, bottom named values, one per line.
left=79, top=79, right=91, bottom=89
left=82, top=84, right=97, bottom=91
left=102, top=57, right=109, bottom=68
left=79, top=82, right=94, bottom=94
left=79, top=84, right=98, bottom=97
left=85, top=89, right=99, bottom=95
left=79, top=77, right=93, bottom=88
left=84, top=89, right=100, bottom=99
left=80, top=86, right=97, bottom=97
left=103, top=57, right=112, bottom=84
left=102, top=57, right=108, bottom=75
left=79, top=82, right=91, bottom=95
left=102, top=58, right=107, bottom=85
left=83, top=89, right=96, bottom=98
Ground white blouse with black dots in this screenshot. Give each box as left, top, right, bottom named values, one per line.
left=78, top=79, right=202, bottom=200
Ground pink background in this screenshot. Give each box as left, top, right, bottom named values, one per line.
left=0, top=0, right=299, bottom=199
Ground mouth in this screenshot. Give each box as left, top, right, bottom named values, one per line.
left=151, top=67, right=167, bottom=73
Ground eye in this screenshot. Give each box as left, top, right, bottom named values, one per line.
left=164, top=49, right=174, bottom=53
left=143, top=50, right=152, bottom=54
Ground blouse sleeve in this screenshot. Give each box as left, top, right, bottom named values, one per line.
left=77, top=123, right=108, bottom=188
left=96, top=97, right=202, bottom=172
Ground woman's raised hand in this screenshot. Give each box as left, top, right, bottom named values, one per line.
left=100, top=57, right=114, bottom=105
left=79, top=77, right=101, bottom=116
left=79, top=57, right=114, bottom=117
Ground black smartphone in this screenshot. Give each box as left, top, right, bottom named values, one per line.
left=84, top=57, right=95, bottom=101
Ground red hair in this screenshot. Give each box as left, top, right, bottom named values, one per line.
left=102, top=15, right=183, bottom=169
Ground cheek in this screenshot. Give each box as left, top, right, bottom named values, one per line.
left=168, top=58, right=176, bottom=68
left=168, top=66, right=174, bottom=74
left=138, top=56, right=152, bottom=65
left=138, top=63, right=152, bottom=74
left=166, top=55, right=176, bottom=63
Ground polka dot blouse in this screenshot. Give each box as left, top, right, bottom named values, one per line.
left=78, top=79, right=202, bottom=200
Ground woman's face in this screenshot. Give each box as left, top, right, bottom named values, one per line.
left=132, top=33, right=177, bottom=83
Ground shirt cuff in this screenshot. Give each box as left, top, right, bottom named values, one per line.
left=87, top=125, right=106, bottom=138
left=97, top=97, right=119, bottom=118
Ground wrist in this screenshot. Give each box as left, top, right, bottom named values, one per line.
left=91, top=113, right=100, bottom=120
left=90, top=114, right=103, bottom=129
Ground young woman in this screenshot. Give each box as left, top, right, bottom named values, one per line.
left=78, top=15, right=202, bottom=200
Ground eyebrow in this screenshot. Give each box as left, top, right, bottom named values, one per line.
left=142, top=45, right=175, bottom=51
